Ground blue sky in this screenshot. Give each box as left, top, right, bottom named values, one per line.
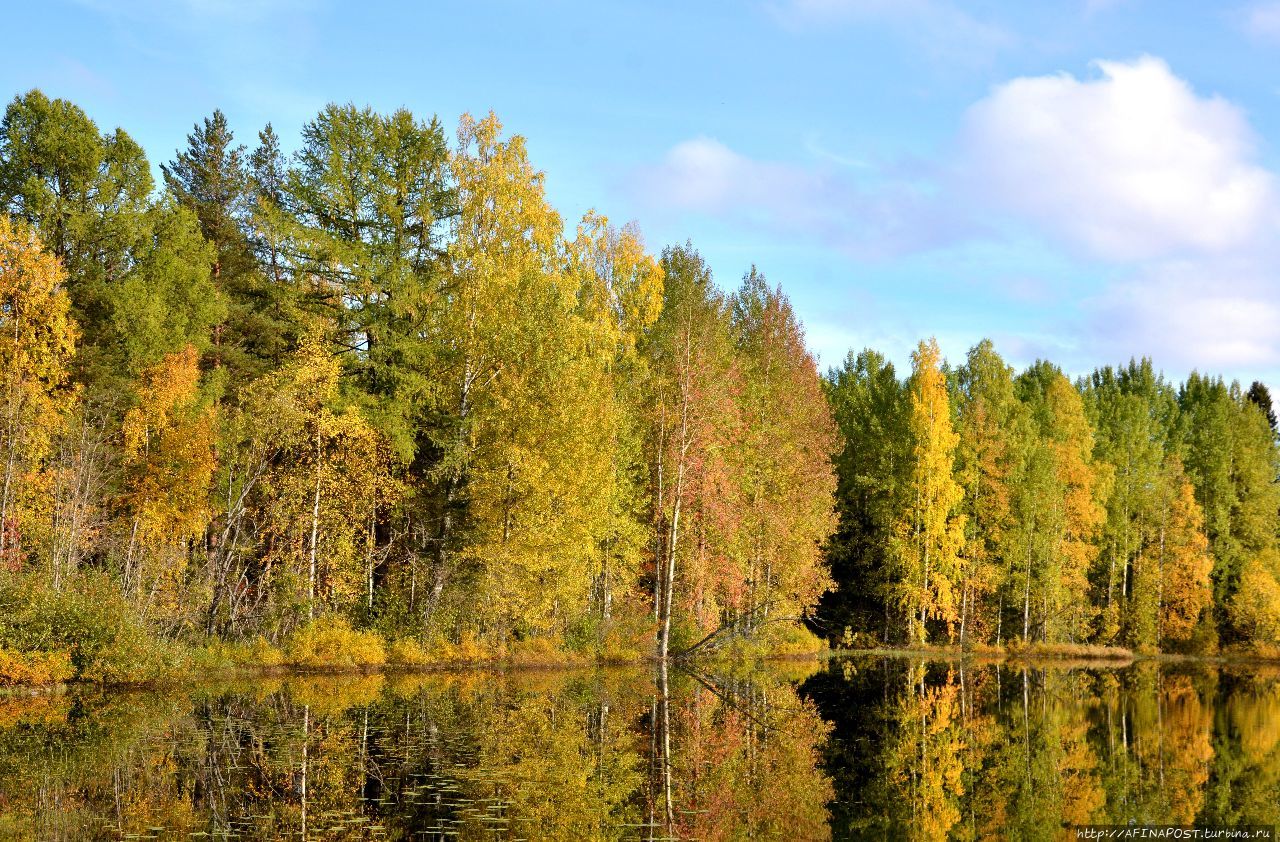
left=5, top=1, right=1280, bottom=388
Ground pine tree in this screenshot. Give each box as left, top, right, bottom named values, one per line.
left=1246, top=381, right=1277, bottom=433
left=818, top=349, right=909, bottom=643
left=163, top=109, right=288, bottom=383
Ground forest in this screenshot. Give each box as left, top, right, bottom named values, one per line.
left=2, top=88, right=1280, bottom=686
left=817, top=340, right=1280, bottom=655
left=0, top=90, right=836, bottom=683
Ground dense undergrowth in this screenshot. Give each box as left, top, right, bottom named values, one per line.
left=0, top=573, right=828, bottom=687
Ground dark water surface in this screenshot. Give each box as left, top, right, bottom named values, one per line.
left=0, top=657, right=1277, bottom=839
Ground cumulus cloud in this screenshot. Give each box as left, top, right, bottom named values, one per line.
left=960, top=56, right=1278, bottom=261
left=1086, top=258, right=1280, bottom=370
left=631, top=137, right=969, bottom=259
left=957, top=56, right=1280, bottom=372
left=634, top=56, right=1280, bottom=375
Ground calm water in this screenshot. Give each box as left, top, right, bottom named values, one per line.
left=0, top=657, right=1277, bottom=840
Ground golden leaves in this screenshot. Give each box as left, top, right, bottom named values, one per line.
left=121, top=344, right=216, bottom=559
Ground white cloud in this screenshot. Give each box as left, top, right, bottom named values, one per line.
left=960, top=56, right=1278, bottom=261
left=1086, top=257, right=1280, bottom=370
left=638, top=137, right=812, bottom=214
left=958, top=56, right=1280, bottom=373
left=1244, top=2, right=1280, bottom=41
left=631, top=137, right=969, bottom=259
left=634, top=56, right=1280, bottom=377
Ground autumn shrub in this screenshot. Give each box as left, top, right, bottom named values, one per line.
left=0, top=572, right=184, bottom=684
left=563, top=611, right=601, bottom=653
left=285, top=617, right=386, bottom=669
left=598, top=610, right=658, bottom=663
left=0, top=648, right=74, bottom=686
left=78, top=632, right=189, bottom=685
left=246, top=635, right=287, bottom=667
left=838, top=627, right=881, bottom=649
left=761, top=623, right=828, bottom=657
left=192, top=636, right=286, bottom=671
left=1003, top=639, right=1133, bottom=660
left=561, top=602, right=657, bottom=663
left=452, top=630, right=487, bottom=663
left=387, top=636, right=433, bottom=666
left=507, top=635, right=588, bottom=667
left=691, top=622, right=828, bottom=664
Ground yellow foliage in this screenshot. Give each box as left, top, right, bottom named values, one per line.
left=0, top=215, right=78, bottom=569
left=0, top=648, right=73, bottom=686
left=194, top=636, right=285, bottom=670
left=241, top=339, right=396, bottom=620
left=1230, top=550, right=1280, bottom=645
left=119, top=345, right=216, bottom=615
left=387, top=636, right=433, bottom=666
left=284, top=617, right=386, bottom=669
left=892, top=338, right=966, bottom=644
left=1158, top=461, right=1214, bottom=645
left=444, top=113, right=623, bottom=636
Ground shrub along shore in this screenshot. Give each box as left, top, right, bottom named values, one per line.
left=0, top=570, right=829, bottom=688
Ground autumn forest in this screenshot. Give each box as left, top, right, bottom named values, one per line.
left=2, top=90, right=1280, bottom=686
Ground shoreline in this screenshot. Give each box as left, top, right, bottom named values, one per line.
left=0, top=647, right=831, bottom=694
left=8, top=642, right=1280, bottom=695
left=831, top=644, right=1280, bottom=668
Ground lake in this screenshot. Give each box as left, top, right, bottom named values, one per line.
left=0, top=656, right=1277, bottom=839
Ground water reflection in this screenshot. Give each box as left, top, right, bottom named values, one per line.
left=0, top=664, right=830, bottom=840
left=0, top=659, right=1278, bottom=839
left=803, top=658, right=1280, bottom=839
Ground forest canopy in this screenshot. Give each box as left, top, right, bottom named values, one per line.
left=2, top=88, right=1279, bottom=685
left=0, top=90, right=836, bottom=678
left=818, top=341, right=1280, bottom=655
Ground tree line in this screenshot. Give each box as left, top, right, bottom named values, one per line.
left=4, top=87, right=1278, bottom=673
left=0, top=90, right=836, bottom=669
left=818, top=339, right=1280, bottom=653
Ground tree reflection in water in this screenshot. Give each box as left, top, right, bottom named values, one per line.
left=0, top=663, right=830, bottom=840
left=802, top=657, right=1280, bottom=839
left=1, top=658, right=1278, bottom=839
